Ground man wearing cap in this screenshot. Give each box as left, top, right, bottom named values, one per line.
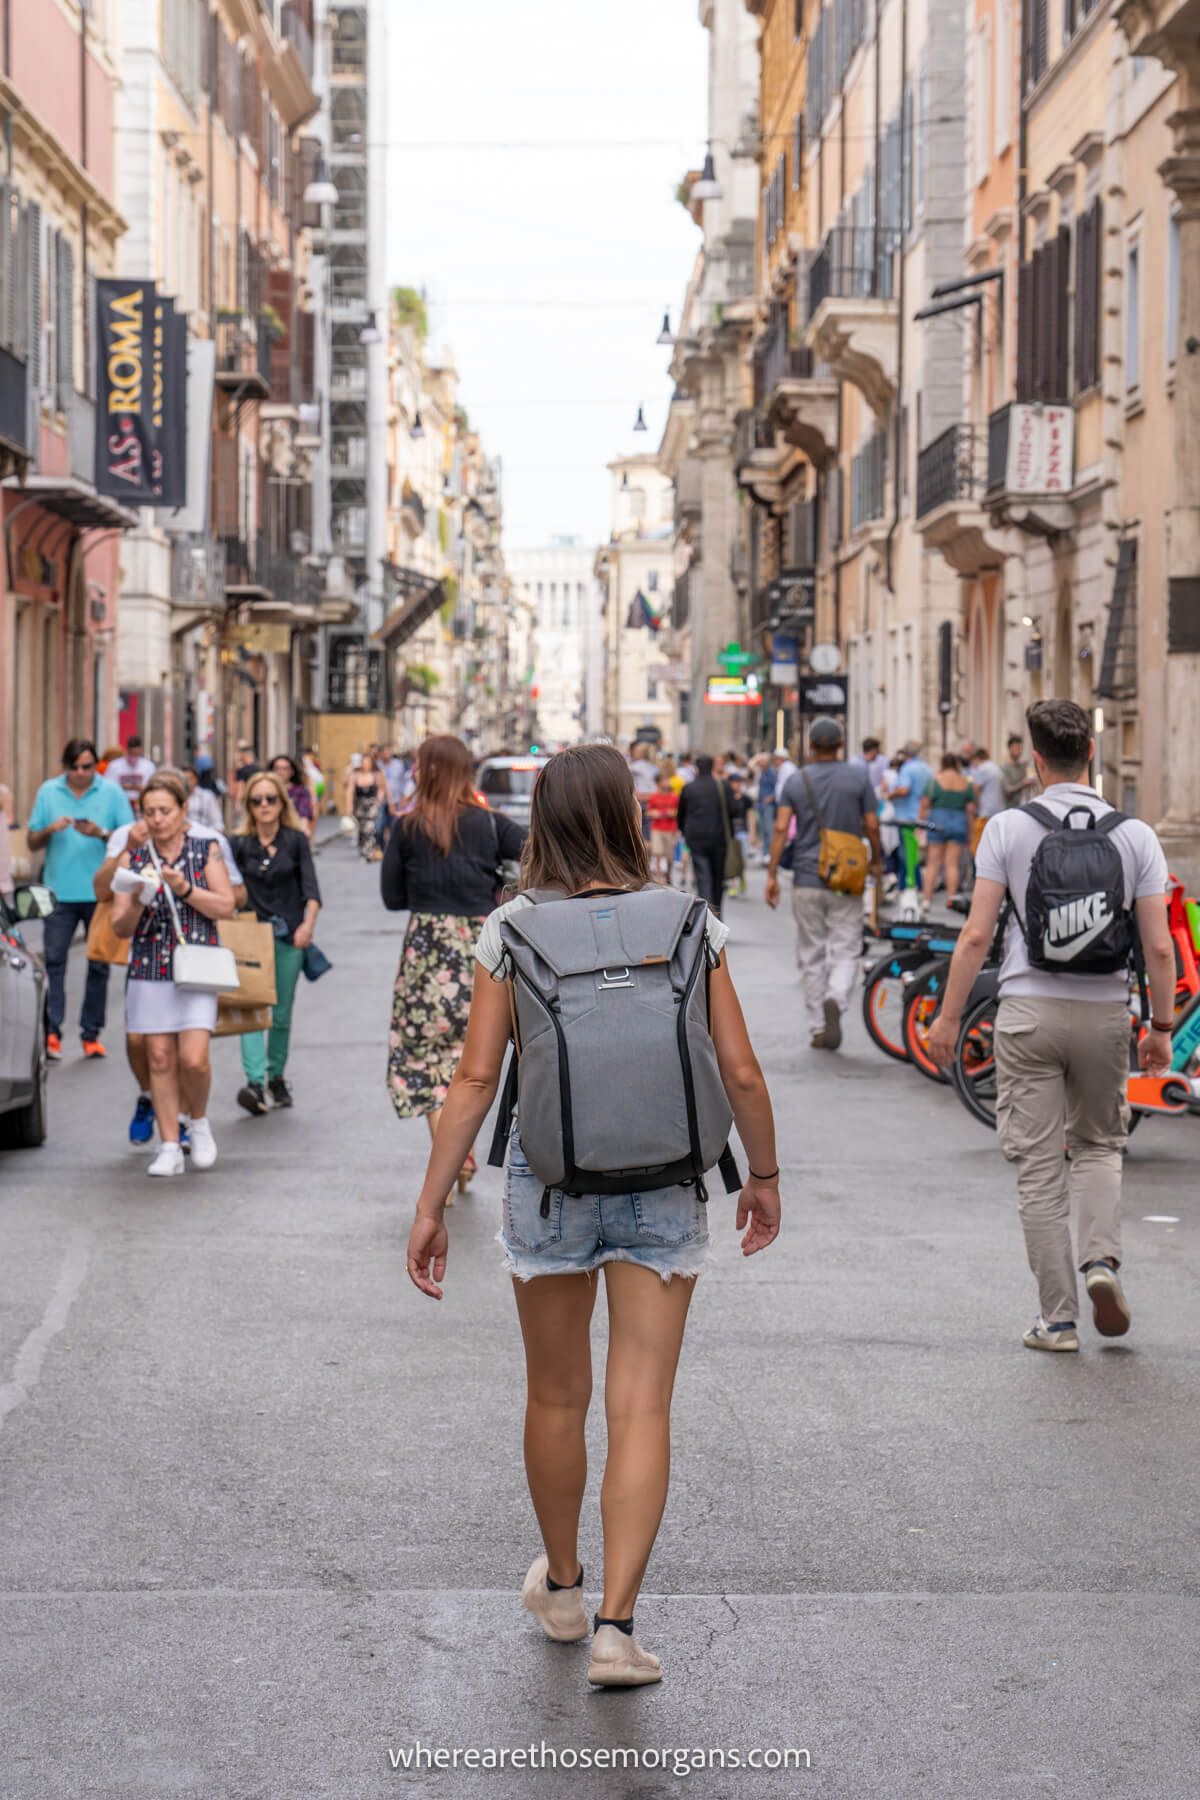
left=766, top=717, right=883, bottom=1049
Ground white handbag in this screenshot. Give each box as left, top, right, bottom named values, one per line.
left=146, top=840, right=240, bottom=993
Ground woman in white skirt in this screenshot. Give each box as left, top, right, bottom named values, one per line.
left=112, top=772, right=235, bottom=1176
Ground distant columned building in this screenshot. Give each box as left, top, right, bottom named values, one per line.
left=507, top=539, right=600, bottom=749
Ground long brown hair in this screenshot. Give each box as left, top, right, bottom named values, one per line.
left=522, top=744, right=651, bottom=893
left=405, top=734, right=481, bottom=855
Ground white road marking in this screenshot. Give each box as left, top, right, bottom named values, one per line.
left=0, top=1229, right=92, bottom=1432
left=1141, top=1215, right=1181, bottom=1224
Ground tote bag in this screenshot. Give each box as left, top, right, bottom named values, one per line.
left=86, top=899, right=130, bottom=967
left=217, top=913, right=278, bottom=1007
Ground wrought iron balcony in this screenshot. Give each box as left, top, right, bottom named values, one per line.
left=916, top=423, right=1004, bottom=575
left=917, top=425, right=981, bottom=520
left=755, top=303, right=837, bottom=467
left=805, top=227, right=901, bottom=415
left=214, top=316, right=273, bottom=398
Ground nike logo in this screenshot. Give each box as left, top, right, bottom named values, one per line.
left=1041, top=911, right=1114, bottom=961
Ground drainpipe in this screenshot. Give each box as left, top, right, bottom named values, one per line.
left=872, top=0, right=882, bottom=289
left=2, top=0, right=10, bottom=80
left=79, top=1, right=89, bottom=397
left=884, top=0, right=909, bottom=595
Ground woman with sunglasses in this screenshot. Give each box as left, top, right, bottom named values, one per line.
left=230, top=771, right=322, bottom=1116
left=110, top=772, right=236, bottom=1176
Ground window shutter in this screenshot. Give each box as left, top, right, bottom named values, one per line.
left=0, top=180, right=11, bottom=353
left=26, top=200, right=42, bottom=394
left=1054, top=223, right=1071, bottom=400
left=58, top=235, right=75, bottom=398
left=267, top=266, right=292, bottom=396
left=1016, top=258, right=1032, bottom=401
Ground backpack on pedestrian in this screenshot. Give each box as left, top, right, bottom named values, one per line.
left=801, top=771, right=871, bottom=896
left=487, top=887, right=741, bottom=1214
left=1015, top=803, right=1138, bottom=974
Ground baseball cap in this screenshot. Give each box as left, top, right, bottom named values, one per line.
left=194, top=753, right=214, bottom=773
left=808, top=716, right=845, bottom=750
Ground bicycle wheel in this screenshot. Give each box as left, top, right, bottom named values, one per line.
left=901, top=958, right=951, bottom=1084
left=951, top=989, right=999, bottom=1128
left=862, top=946, right=928, bottom=1062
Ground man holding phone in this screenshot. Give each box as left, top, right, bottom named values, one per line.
left=27, top=738, right=133, bottom=1061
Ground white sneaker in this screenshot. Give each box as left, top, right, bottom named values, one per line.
left=587, top=1623, right=662, bottom=1686
left=520, top=1554, right=589, bottom=1642
left=188, top=1118, right=218, bottom=1171
left=148, top=1143, right=185, bottom=1178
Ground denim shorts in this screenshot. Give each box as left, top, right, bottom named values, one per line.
left=498, top=1123, right=712, bottom=1283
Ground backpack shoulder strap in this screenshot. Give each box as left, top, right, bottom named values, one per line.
left=800, top=768, right=825, bottom=830
left=1092, top=809, right=1131, bottom=837
left=1021, top=801, right=1060, bottom=833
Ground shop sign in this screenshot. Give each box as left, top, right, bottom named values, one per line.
left=228, top=623, right=292, bottom=655
left=766, top=567, right=816, bottom=623
left=706, top=675, right=763, bottom=706
left=95, top=279, right=188, bottom=505
left=716, top=641, right=760, bottom=673
left=1006, top=404, right=1074, bottom=496
left=769, top=631, right=799, bottom=685
left=797, top=674, right=849, bottom=715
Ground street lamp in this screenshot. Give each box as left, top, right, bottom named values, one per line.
left=632, top=404, right=648, bottom=433
left=410, top=409, right=425, bottom=440
left=692, top=147, right=722, bottom=202
left=656, top=309, right=674, bottom=346
left=302, top=157, right=339, bottom=207
left=359, top=310, right=383, bottom=346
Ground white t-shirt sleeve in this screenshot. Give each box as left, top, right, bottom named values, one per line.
left=1133, top=825, right=1169, bottom=900
left=973, top=813, right=1010, bottom=886
left=475, top=894, right=731, bottom=976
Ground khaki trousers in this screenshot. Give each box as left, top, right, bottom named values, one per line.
left=791, top=886, right=862, bottom=1036
left=994, top=997, right=1131, bottom=1325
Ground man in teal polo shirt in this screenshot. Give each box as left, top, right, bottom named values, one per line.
left=28, top=738, right=133, bottom=1060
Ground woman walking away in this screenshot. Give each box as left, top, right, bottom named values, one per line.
left=111, top=772, right=236, bottom=1176
left=231, top=771, right=322, bottom=1116
left=405, top=744, right=781, bottom=1685
left=346, top=752, right=386, bottom=861
left=919, top=752, right=976, bottom=912
left=382, top=734, right=526, bottom=1197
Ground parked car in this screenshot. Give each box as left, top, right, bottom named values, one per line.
left=476, top=755, right=549, bottom=829
left=0, top=882, right=54, bottom=1148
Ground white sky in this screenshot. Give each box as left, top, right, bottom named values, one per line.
left=386, top=0, right=708, bottom=551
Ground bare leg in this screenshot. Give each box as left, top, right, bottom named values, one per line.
left=177, top=1029, right=212, bottom=1120
left=512, top=1272, right=598, bottom=1586
left=145, top=1033, right=181, bottom=1142
left=600, top=1262, right=696, bottom=1620
left=126, top=1031, right=150, bottom=1092
left=923, top=842, right=944, bottom=908
left=944, top=841, right=963, bottom=900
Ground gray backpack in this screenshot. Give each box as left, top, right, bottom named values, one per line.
left=487, top=887, right=741, bottom=1216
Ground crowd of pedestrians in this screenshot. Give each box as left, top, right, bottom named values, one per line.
left=6, top=702, right=1178, bottom=1689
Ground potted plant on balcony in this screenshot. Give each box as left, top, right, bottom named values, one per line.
left=258, top=303, right=286, bottom=343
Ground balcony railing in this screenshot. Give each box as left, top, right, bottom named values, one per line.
left=755, top=305, right=815, bottom=408
left=214, top=316, right=273, bottom=393
left=735, top=409, right=774, bottom=467
left=807, top=226, right=900, bottom=324
left=916, top=424, right=982, bottom=520
left=281, top=2, right=314, bottom=78
left=986, top=405, right=1011, bottom=494
left=221, top=532, right=320, bottom=608
left=0, top=345, right=31, bottom=462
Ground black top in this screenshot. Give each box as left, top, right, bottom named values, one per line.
left=381, top=805, right=526, bottom=917
left=229, top=825, right=322, bottom=939
left=676, top=775, right=734, bottom=849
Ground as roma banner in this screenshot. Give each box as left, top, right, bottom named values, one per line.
left=95, top=279, right=186, bottom=508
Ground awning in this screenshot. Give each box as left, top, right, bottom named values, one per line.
left=373, top=577, right=445, bottom=649
left=1, top=474, right=139, bottom=532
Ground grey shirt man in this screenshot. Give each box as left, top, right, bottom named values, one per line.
left=971, top=758, right=1005, bottom=818
left=780, top=762, right=878, bottom=889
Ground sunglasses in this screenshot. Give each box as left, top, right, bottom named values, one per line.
left=249, top=793, right=279, bottom=807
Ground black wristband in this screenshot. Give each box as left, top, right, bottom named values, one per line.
left=1150, top=1020, right=1174, bottom=1034
left=749, top=1166, right=779, bottom=1182
left=182, top=881, right=193, bottom=901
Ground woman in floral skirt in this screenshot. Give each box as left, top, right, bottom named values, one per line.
left=381, top=735, right=526, bottom=1196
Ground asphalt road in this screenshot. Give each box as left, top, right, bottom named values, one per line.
left=1, top=842, right=1197, bottom=1799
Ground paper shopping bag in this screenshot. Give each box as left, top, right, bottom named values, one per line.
left=214, top=1000, right=273, bottom=1039
left=86, top=899, right=130, bottom=966
left=217, top=913, right=278, bottom=1007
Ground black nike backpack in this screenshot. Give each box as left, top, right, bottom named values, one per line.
left=1017, top=802, right=1135, bottom=975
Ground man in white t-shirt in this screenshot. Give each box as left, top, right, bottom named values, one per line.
left=95, top=815, right=247, bottom=1148
left=104, top=737, right=157, bottom=801
left=928, top=700, right=1175, bottom=1354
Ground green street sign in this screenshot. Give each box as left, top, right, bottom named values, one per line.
left=716, top=640, right=759, bottom=673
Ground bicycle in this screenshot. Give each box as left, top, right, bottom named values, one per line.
left=860, top=923, right=959, bottom=1064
